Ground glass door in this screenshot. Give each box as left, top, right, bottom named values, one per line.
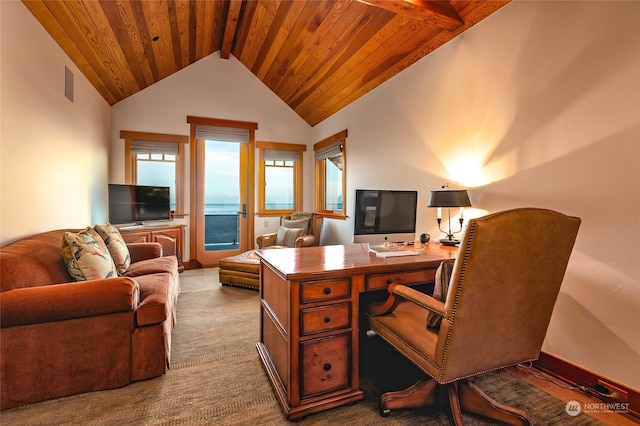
left=195, top=138, right=250, bottom=266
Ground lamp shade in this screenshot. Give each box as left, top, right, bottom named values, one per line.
left=428, top=190, right=471, bottom=207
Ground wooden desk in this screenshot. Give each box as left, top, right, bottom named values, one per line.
left=256, top=243, right=457, bottom=421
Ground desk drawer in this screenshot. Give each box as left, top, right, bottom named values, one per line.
left=300, top=279, right=351, bottom=303
left=300, top=302, right=351, bottom=335
left=300, top=333, right=350, bottom=398
left=366, top=268, right=436, bottom=291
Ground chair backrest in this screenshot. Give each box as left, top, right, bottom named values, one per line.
left=436, top=208, right=580, bottom=382
left=281, top=212, right=323, bottom=246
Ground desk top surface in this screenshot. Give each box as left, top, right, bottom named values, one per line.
left=256, top=243, right=458, bottom=278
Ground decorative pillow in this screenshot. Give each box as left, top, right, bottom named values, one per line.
left=274, top=226, right=305, bottom=247
left=281, top=218, right=309, bottom=234
left=94, top=222, right=131, bottom=274
left=290, top=211, right=314, bottom=221
left=290, top=212, right=314, bottom=230
left=62, top=227, right=118, bottom=281
left=427, top=260, right=454, bottom=329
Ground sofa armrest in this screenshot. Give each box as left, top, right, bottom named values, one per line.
left=0, top=278, right=139, bottom=328
left=256, top=233, right=277, bottom=249
left=128, top=242, right=163, bottom=263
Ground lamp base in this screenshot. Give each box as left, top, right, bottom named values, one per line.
left=439, top=239, right=460, bottom=246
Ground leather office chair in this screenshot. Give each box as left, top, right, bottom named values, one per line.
left=367, top=208, right=581, bottom=425
left=256, top=212, right=323, bottom=249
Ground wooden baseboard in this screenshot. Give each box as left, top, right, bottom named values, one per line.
left=534, top=352, right=639, bottom=419
left=184, top=259, right=201, bottom=270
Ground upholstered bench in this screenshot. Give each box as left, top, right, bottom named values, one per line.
left=219, top=250, right=260, bottom=290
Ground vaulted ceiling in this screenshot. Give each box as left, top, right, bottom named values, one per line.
left=23, top=0, right=509, bottom=126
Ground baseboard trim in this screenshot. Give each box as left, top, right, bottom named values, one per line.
left=534, top=351, right=639, bottom=419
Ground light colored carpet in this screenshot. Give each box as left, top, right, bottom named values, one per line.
left=1, top=268, right=603, bottom=425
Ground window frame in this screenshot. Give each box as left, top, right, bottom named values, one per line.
left=257, top=141, right=305, bottom=216
left=314, top=130, right=347, bottom=219
left=120, top=130, right=187, bottom=216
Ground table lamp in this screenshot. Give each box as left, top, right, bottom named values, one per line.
left=428, top=187, right=471, bottom=246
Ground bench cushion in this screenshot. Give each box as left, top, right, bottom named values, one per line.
left=219, top=250, right=260, bottom=289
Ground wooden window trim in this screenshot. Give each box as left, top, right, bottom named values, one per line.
left=120, top=130, right=188, bottom=216
left=257, top=141, right=306, bottom=216
left=314, top=130, right=347, bottom=219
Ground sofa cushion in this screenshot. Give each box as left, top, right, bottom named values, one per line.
left=275, top=226, right=305, bottom=247
left=123, top=256, right=176, bottom=278
left=0, top=230, right=73, bottom=291
left=94, top=223, right=131, bottom=274
left=62, top=227, right=117, bottom=281
left=219, top=250, right=260, bottom=274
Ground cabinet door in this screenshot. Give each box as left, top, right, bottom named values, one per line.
left=120, top=230, right=151, bottom=244
left=151, top=228, right=180, bottom=258
left=300, top=333, right=351, bottom=398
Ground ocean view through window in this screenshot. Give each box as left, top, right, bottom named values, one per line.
left=203, top=141, right=242, bottom=251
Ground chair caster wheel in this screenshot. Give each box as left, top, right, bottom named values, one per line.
left=379, top=407, right=391, bottom=417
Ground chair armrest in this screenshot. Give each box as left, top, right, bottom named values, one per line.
left=128, top=242, right=163, bottom=262
left=0, top=278, right=139, bottom=327
left=392, top=284, right=447, bottom=317
left=294, top=234, right=316, bottom=248
left=368, top=284, right=447, bottom=319
left=256, top=233, right=277, bottom=248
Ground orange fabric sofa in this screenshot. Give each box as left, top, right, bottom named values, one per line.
left=0, top=229, right=180, bottom=409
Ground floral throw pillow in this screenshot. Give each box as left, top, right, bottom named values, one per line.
left=274, top=226, right=305, bottom=247
left=62, top=227, right=117, bottom=281
left=94, top=223, right=131, bottom=274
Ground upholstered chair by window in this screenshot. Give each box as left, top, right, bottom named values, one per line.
left=256, top=212, right=323, bottom=249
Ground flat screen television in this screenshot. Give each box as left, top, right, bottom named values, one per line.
left=353, top=189, right=418, bottom=244
left=108, top=184, right=171, bottom=225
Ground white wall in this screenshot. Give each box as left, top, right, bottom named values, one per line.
left=313, top=1, right=640, bottom=389
left=0, top=1, right=111, bottom=244
left=110, top=54, right=312, bottom=257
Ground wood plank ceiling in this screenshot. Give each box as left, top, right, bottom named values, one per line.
left=23, top=0, right=510, bottom=126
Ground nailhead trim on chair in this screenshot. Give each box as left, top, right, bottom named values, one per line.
left=436, top=220, right=476, bottom=382
left=437, top=208, right=554, bottom=383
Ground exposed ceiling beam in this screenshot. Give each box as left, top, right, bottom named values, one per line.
left=359, top=0, right=464, bottom=31
left=220, top=0, right=243, bottom=59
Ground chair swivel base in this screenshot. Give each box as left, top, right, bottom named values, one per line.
left=380, top=377, right=530, bottom=426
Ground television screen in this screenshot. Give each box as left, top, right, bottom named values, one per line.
left=108, top=184, right=171, bottom=225
left=353, top=189, right=418, bottom=244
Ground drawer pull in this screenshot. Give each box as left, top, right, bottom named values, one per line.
left=323, top=287, right=332, bottom=295
left=387, top=279, right=393, bottom=284
left=323, top=363, right=332, bottom=371
left=324, top=317, right=331, bottom=323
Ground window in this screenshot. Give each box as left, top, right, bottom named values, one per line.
left=120, top=131, right=187, bottom=215
left=314, top=130, right=347, bottom=219
left=257, top=142, right=306, bottom=215
left=135, top=151, right=176, bottom=210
